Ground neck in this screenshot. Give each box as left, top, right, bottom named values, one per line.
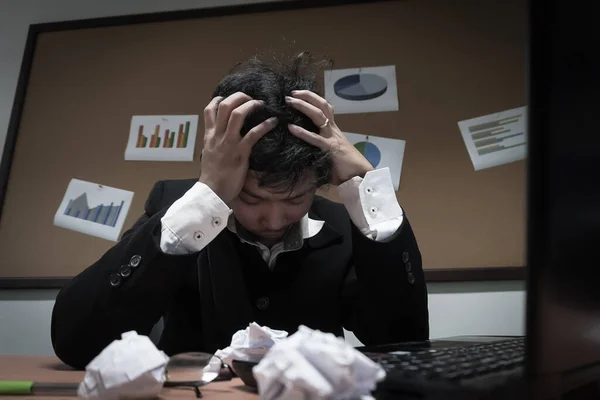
left=257, top=236, right=282, bottom=248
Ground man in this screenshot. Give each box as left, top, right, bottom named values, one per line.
left=51, top=56, right=429, bottom=369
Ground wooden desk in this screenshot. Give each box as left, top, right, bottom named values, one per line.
left=0, top=356, right=258, bottom=399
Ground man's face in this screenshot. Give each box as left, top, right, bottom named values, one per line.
left=230, top=171, right=317, bottom=245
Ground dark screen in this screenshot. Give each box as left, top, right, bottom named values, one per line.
left=526, top=0, right=600, bottom=376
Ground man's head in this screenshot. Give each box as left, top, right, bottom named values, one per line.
left=211, top=53, right=332, bottom=243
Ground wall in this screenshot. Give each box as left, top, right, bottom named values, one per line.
left=0, top=0, right=526, bottom=355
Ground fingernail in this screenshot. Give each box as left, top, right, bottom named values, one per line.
left=285, top=96, right=292, bottom=102
left=269, top=117, right=278, bottom=124
left=288, top=123, right=297, bottom=130
left=291, top=90, right=299, bottom=94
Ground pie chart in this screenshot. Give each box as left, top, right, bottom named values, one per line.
left=334, top=73, right=388, bottom=101
left=354, top=141, right=381, bottom=168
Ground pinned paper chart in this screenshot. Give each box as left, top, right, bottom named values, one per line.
left=334, top=74, right=388, bottom=101
left=125, top=115, right=198, bottom=161
left=354, top=141, right=382, bottom=168
left=54, top=179, right=134, bottom=241
left=458, top=106, right=527, bottom=171
left=325, top=65, right=399, bottom=114
left=344, top=132, right=405, bottom=190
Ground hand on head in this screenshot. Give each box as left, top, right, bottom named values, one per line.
left=199, top=92, right=277, bottom=204
left=199, top=89, right=375, bottom=206
left=286, top=90, right=374, bottom=185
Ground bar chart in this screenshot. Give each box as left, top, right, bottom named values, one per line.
left=136, top=121, right=191, bottom=149
left=63, top=193, right=125, bottom=228
left=469, top=112, right=525, bottom=156
left=458, top=106, right=527, bottom=171
left=126, top=115, right=198, bottom=161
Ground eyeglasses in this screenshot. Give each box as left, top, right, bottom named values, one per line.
left=163, top=352, right=233, bottom=398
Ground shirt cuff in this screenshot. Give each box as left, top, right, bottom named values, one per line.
left=337, top=167, right=404, bottom=242
left=160, top=182, right=231, bottom=254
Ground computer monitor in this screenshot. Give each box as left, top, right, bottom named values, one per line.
left=526, top=0, right=600, bottom=394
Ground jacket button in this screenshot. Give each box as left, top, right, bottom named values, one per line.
left=109, top=273, right=122, bottom=287
left=256, top=296, right=270, bottom=310
left=407, top=272, right=415, bottom=285
left=405, top=262, right=412, bottom=273
left=402, top=251, right=410, bottom=263
left=119, top=265, right=132, bottom=278
left=129, top=255, right=142, bottom=268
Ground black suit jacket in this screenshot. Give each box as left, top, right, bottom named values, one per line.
left=51, top=179, right=429, bottom=369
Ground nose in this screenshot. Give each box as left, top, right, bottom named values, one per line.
left=261, top=204, right=287, bottom=231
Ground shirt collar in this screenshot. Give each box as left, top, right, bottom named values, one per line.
left=227, top=213, right=324, bottom=249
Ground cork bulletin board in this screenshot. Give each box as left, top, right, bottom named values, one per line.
left=0, top=0, right=527, bottom=287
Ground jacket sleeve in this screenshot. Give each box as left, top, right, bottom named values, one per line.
left=50, top=181, right=199, bottom=369
left=341, top=215, right=429, bottom=345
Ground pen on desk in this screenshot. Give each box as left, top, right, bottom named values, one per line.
left=0, top=381, right=79, bottom=396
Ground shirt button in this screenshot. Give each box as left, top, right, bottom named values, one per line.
left=119, top=264, right=132, bottom=278
left=402, top=251, right=410, bottom=263
left=365, top=186, right=374, bottom=194
left=109, top=273, right=122, bottom=287
left=370, top=207, right=378, bottom=214
left=407, top=272, right=415, bottom=285
left=129, top=255, right=142, bottom=268
left=212, top=217, right=222, bottom=228
left=256, top=296, right=270, bottom=310
left=405, top=261, right=412, bottom=273
left=194, top=231, right=204, bottom=241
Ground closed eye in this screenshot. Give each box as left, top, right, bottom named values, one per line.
left=286, top=198, right=306, bottom=205
left=239, top=196, right=261, bottom=205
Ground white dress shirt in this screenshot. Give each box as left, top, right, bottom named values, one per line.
left=159, top=167, right=404, bottom=266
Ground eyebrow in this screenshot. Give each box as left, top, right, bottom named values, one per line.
left=241, top=187, right=313, bottom=200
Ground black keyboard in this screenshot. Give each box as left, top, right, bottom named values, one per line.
left=366, top=337, right=525, bottom=383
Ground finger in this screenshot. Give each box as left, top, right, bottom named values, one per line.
left=288, top=123, right=329, bottom=150
left=203, top=96, right=223, bottom=129
left=285, top=96, right=329, bottom=128
left=240, top=117, right=278, bottom=153
left=216, top=92, right=253, bottom=131
left=290, top=90, right=334, bottom=118
left=226, top=99, right=264, bottom=141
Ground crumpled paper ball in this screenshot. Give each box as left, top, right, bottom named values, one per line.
left=212, top=322, right=288, bottom=367
left=252, top=325, right=386, bottom=400
left=78, top=330, right=170, bottom=399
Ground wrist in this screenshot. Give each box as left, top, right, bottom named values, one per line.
left=198, top=177, right=232, bottom=204
left=341, top=165, right=374, bottom=182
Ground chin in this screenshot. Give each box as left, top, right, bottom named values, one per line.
left=259, top=230, right=286, bottom=238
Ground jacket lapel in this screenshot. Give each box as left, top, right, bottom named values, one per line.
left=306, top=214, right=344, bottom=249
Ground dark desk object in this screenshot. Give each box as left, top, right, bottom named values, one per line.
left=358, top=336, right=600, bottom=399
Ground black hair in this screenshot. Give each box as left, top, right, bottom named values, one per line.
left=211, top=52, right=333, bottom=192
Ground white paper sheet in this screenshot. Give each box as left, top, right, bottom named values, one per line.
left=343, top=132, right=405, bottom=190
left=210, top=322, right=288, bottom=368
left=253, top=326, right=386, bottom=400
left=78, top=331, right=169, bottom=400
left=458, top=106, right=527, bottom=171
left=125, top=115, right=198, bottom=161
left=325, top=65, right=399, bottom=114
left=53, top=179, right=134, bottom=242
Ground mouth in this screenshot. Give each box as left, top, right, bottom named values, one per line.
left=259, top=229, right=287, bottom=238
